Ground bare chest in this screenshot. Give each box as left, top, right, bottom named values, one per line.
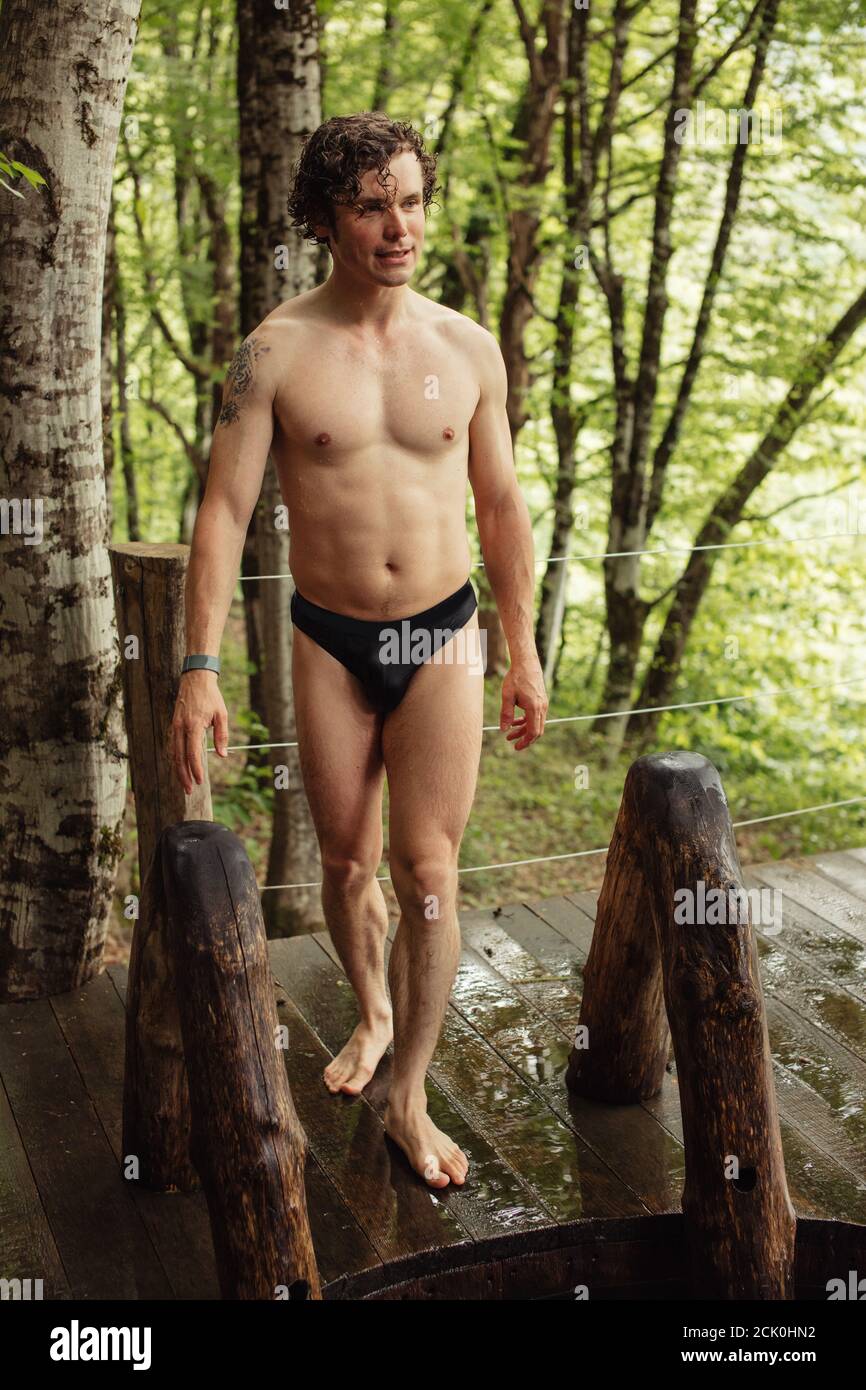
left=273, top=332, right=480, bottom=459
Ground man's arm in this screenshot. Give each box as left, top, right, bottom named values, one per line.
left=172, top=331, right=276, bottom=793
left=467, top=327, right=548, bottom=749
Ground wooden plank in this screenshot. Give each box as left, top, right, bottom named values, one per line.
left=769, top=1118, right=866, bottom=1223
left=0, top=998, right=172, bottom=1299
left=273, top=934, right=561, bottom=1233
left=746, top=919, right=866, bottom=1066
left=50, top=972, right=219, bottom=1299
left=301, top=1153, right=382, bottom=1286
left=460, top=905, right=583, bottom=1030
left=742, top=868, right=866, bottom=1005
left=747, top=860, right=866, bottom=946
left=456, top=903, right=685, bottom=1215
left=339, top=928, right=650, bottom=1223
left=762, top=992, right=866, bottom=1178
left=805, top=850, right=866, bottom=905
left=0, top=1069, right=70, bottom=1299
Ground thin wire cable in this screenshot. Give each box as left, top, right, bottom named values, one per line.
left=211, top=673, right=866, bottom=754
left=240, top=529, right=863, bottom=582
left=257, top=793, right=866, bottom=891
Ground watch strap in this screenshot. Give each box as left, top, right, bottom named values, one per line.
left=181, top=654, right=221, bottom=676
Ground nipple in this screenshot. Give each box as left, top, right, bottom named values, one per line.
left=315, top=431, right=331, bottom=446
left=442, top=426, right=455, bottom=440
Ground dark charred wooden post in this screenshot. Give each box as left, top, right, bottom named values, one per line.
left=110, top=542, right=210, bottom=1191
left=568, top=751, right=796, bottom=1299
left=161, top=820, right=321, bottom=1301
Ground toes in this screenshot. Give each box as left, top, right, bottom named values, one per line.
left=422, top=1154, right=450, bottom=1188
left=442, top=1156, right=467, bottom=1185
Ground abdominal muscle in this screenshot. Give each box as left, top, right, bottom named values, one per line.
left=276, top=448, right=473, bottom=620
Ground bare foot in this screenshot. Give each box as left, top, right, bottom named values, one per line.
left=383, top=1098, right=470, bottom=1189
left=323, top=1015, right=393, bottom=1095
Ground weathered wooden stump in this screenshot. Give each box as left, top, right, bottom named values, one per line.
left=161, top=820, right=321, bottom=1300
left=567, top=750, right=796, bottom=1299
left=110, top=542, right=210, bottom=1191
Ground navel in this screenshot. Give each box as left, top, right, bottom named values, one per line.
left=315, top=431, right=331, bottom=446
left=442, top=426, right=455, bottom=440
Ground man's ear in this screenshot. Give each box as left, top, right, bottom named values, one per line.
left=312, top=208, right=337, bottom=247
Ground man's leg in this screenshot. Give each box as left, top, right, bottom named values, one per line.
left=291, top=625, right=392, bottom=1095
left=381, top=612, right=484, bottom=1187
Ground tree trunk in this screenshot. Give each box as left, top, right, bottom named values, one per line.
left=499, top=0, right=568, bottom=442
left=536, top=2, right=589, bottom=687
left=239, top=0, right=323, bottom=931
left=0, top=0, right=140, bottom=1001
left=114, top=237, right=140, bottom=540
left=102, top=196, right=118, bottom=547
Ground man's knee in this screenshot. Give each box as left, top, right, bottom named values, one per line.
left=321, top=847, right=381, bottom=894
left=390, top=844, right=459, bottom=922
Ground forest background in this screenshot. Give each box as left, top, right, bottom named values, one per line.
left=3, top=0, right=865, bottom=969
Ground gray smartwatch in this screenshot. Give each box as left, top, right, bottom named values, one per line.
left=181, top=654, right=221, bottom=676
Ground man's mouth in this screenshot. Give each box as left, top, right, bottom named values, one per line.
left=376, top=248, right=412, bottom=261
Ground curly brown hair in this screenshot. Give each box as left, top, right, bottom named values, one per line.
left=287, top=112, right=440, bottom=247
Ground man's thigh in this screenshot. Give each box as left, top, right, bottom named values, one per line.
left=291, top=625, right=386, bottom=857
left=382, top=612, right=485, bottom=858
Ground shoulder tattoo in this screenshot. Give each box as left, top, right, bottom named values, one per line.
left=217, top=335, right=271, bottom=426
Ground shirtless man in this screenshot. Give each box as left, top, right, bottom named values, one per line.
left=170, top=113, right=548, bottom=1190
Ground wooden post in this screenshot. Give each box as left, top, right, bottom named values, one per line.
left=161, top=821, right=321, bottom=1300
left=110, top=542, right=210, bottom=1191
left=568, top=751, right=796, bottom=1299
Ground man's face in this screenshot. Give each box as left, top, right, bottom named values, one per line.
left=318, top=148, right=426, bottom=285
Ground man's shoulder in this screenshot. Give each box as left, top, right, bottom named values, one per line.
left=416, top=294, right=500, bottom=361
left=250, top=290, right=319, bottom=343
left=235, top=291, right=320, bottom=384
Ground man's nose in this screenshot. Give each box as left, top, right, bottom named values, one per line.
left=383, top=204, right=408, bottom=237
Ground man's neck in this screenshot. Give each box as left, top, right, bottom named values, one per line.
left=317, top=265, right=413, bottom=330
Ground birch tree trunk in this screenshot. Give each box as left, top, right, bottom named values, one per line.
left=239, top=0, right=323, bottom=932
left=0, top=0, right=141, bottom=999
left=102, top=197, right=118, bottom=547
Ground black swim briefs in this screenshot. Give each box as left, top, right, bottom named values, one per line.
left=290, top=576, right=479, bottom=715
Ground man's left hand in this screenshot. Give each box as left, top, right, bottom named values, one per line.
left=500, top=659, right=548, bottom=750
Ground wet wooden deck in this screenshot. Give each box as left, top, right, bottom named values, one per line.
left=2, top=845, right=866, bottom=1299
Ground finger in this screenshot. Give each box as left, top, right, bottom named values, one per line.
left=185, top=724, right=204, bottom=786
left=500, top=693, right=515, bottom=730
left=213, top=706, right=229, bottom=758
left=513, top=709, right=542, bottom=750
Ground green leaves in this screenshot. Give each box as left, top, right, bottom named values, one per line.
left=0, top=152, right=46, bottom=198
